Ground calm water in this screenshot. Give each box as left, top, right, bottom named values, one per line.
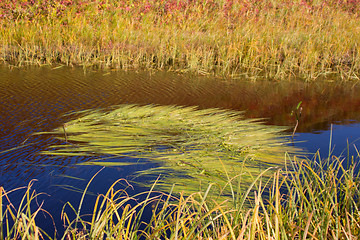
left=1, top=65, right=360, bottom=235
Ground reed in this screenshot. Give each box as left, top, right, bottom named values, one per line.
left=2, top=151, right=360, bottom=239
left=0, top=181, right=52, bottom=240
left=1, top=0, right=360, bottom=80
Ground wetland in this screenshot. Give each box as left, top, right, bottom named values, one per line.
left=1, top=65, right=360, bottom=238
left=2, top=0, right=360, bottom=238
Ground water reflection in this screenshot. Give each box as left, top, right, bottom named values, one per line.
left=1, top=66, right=360, bottom=185
left=1, top=65, right=359, bottom=236
left=295, top=123, right=360, bottom=158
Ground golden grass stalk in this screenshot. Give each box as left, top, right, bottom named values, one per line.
left=1, top=0, right=360, bottom=80
left=0, top=181, right=52, bottom=240
left=2, top=151, right=360, bottom=239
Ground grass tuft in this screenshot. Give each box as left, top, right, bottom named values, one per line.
left=0, top=180, right=53, bottom=240
left=2, top=151, right=360, bottom=239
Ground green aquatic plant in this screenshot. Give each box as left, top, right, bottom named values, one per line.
left=39, top=104, right=297, bottom=195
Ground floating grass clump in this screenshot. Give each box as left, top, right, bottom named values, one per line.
left=2, top=154, right=360, bottom=239
left=1, top=0, right=360, bottom=80
left=39, top=104, right=296, bottom=195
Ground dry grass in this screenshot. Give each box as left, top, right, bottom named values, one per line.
left=1, top=0, right=360, bottom=80
left=2, top=151, right=360, bottom=239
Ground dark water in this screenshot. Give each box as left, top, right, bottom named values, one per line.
left=1, top=65, right=360, bottom=235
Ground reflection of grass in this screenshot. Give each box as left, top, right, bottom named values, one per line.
left=2, top=153, right=360, bottom=239
left=38, top=104, right=297, bottom=195
left=1, top=0, right=360, bottom=80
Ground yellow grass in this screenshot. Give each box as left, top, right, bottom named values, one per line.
left=1, top=0, right=360, bottom=80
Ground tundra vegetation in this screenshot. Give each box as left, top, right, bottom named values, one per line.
left=1, top=0, right=360, bottom=80
left=2, top=1, right=360, bottom=239
left=1, top=152, right=360, bottom=239
left=38, top=104, right=297, bottom=195
left=2, top=104, right=360, bottom=239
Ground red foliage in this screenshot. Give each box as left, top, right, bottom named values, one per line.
left=0, top=0, right=358, bottom=21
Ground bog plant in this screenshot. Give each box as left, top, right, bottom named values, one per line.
left=37, top=104, right=297, bottom=196
left=2, top=153, right=360, bottom=239
left=1, top=0, right=360, bottom=80
left=0, top=181, right=51, bottom=240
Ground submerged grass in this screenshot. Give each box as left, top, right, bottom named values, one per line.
left=2, top=152, right=360, bottom=239
left=37, top=104, right=297, bottom=196
left=1, top=0, right=360, bottom=80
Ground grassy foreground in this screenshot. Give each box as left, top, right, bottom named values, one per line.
left=1, top=0, right=360, bottom=80
left=1, top=153, right=360, bottom=239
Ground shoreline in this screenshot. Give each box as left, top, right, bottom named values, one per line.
left=1, top=1, right=360, bottom=81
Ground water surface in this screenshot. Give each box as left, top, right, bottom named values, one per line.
left=1, top=65, right=360, bottom=234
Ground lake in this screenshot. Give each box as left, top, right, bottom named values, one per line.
left=1, top=65, right=360, bottom=235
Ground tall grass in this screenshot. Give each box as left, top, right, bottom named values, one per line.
left=2, top=152, right=360, bottom=239
left=0, top=181, right=52, bottom=240
left=1, top=0, right=360, bottom=80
